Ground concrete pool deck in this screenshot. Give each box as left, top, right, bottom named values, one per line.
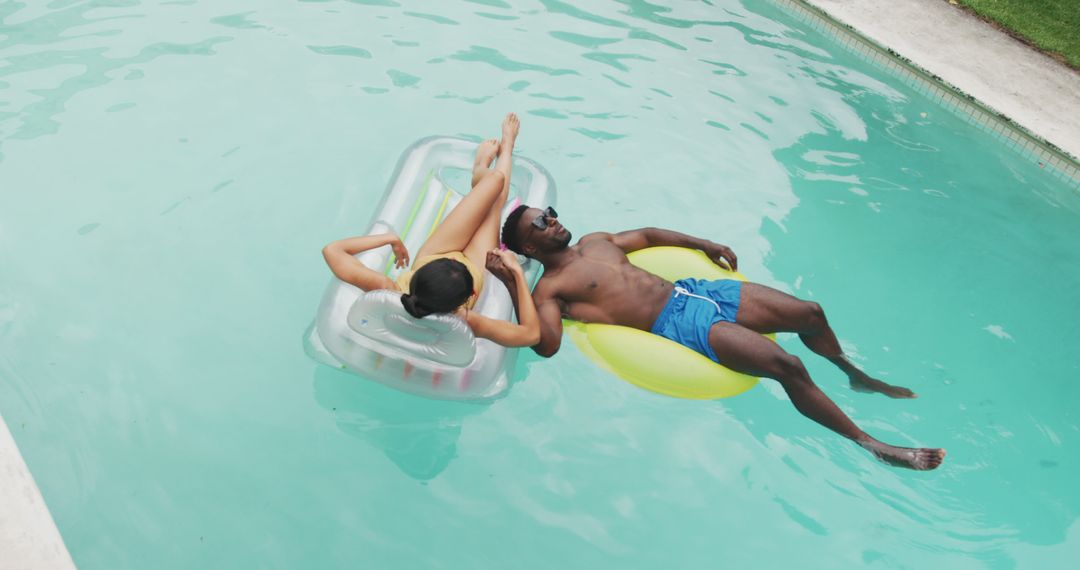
left=1, top=417, right=76, bottom=570
left=803, top=0, right=1080, bottom=163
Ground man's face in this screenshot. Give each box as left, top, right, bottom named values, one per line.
left=516, top=206, right=572, bottom=257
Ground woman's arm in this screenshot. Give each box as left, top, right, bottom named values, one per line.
left=467, top=251, right=540, bottom=347
left=321, top=233, right=409, bottom=291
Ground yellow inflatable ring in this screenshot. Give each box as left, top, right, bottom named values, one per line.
left=564, top=246, right=775, bottom=399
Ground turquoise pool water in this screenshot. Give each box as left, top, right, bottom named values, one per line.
left=2, top=0, right=1078, bottom=568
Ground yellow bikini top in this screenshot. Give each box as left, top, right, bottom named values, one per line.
left=395, top=251, right=484, bottom=310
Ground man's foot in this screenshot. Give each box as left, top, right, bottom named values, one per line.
left=500, top=112, right=519, bottom=152
left=471, top=138, right=499, bottom=187
left=849, top=371, right=917, bottom=399
left=861, top=441, right=946, bottom=471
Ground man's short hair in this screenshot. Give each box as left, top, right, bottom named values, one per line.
left=501, top=204, right=529, bottom=254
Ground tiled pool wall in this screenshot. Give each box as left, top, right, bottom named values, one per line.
left=772, top=0, right=1080, bottom=190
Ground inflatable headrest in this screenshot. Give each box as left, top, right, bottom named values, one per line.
left=346, top=289, right=477, bottom=367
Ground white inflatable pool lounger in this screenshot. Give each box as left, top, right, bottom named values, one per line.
left=304, top=136, right=556, bottom=401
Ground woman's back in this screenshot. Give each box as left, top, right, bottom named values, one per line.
left=396, top=252, right=484, bottom=312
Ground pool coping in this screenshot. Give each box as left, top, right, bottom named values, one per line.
left=0, top=415, right=76, bottom=569
left=780, top=0, right=1080, bottom=189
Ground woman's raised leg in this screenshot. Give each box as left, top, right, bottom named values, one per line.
left=415, top=138, right=504, bottom=260
left=464, top=113, right=519, bottom=267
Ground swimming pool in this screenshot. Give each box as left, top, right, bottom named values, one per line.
left=1, top=0, right=1078, bottom=568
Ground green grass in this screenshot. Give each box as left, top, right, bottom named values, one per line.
left=953, top=0, right=1080, bottom=68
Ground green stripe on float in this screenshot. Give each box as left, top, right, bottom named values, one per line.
left=385, top=170, right=434, bottom=275
left=426, top=188, right=453, bottom=239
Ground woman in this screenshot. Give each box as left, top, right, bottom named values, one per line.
left=321, top=113, right=540, bottom=348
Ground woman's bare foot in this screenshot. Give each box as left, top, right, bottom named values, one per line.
left=500, top=112, right=520, bottom=153
left=861, top=441, right=946, bottom=470
left=471, top=138, right=499, bottom=187
left=849, top=370, right=917, bottom=399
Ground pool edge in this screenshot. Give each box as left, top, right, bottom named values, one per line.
left=0, top=415, right=77, bottom=570
left=774, top=0, right=1080, bottom=190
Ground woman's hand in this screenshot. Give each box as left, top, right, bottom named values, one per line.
left=322, top=232, right=404, bottom=291
left=391, top=237, right=410, bottom=269
left=485, top=249, right=522, bottom=283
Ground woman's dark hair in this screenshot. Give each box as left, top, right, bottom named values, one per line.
left=400, top=258, right=475, bottom=318
left=500, top=204, right=529, bottom=254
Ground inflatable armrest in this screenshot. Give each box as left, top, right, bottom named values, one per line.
left=346, top=289, right=477, bottom=367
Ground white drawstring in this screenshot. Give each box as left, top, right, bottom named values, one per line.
left=674, top=286, right=722, bottom=314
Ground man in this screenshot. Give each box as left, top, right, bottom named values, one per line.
left=500, top=205, right=945, bottom=471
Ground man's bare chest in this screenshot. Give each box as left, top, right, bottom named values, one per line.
left=557, top=251, right=638, bottom=301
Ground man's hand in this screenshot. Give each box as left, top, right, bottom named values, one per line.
left=702, top=242, right=738, bottom=271
left=391, top=237, right=410, bottom=269
left=486, top=249, right=522, bottom=283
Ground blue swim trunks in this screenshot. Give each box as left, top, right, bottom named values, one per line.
left=650, top=278, right=743, bottom=363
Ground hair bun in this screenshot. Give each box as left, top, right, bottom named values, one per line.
left=400, top=293, right=431, bottom=318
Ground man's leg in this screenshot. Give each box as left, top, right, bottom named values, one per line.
left=733, top=282, right=915, bottom=398
left=707, top=321, right=945, bottom=470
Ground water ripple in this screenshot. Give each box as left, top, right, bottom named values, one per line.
left=402, top=11, right=459, bottom=26
left=529, top=92, right=583, bottom=102
left=386, top=69, right=419, bottom=87
left=447, top=45, right=579, bottom=76
left=209, top=12, right=264, bottom=30
left=540, top=0, right=629, bottom=30
left=701, top=58, right=747, bottom=76
left=475, top=12, right=517, bottom=21
left=0, top=36, right=231, bottom=144
left=549, top=30, right=622, bottom=49
left=627, top=29, right=686, bottom=51
left=582, top=51, right=654, bottom=72
left=464, top=0, right=512, bottom=8
left=306, top=44, right=372, bottom=58
left=602, top=73, right=631, bottom=88
left=572, top=127, right=627, bottom=141
left=345, top=0, right=400, bottom=7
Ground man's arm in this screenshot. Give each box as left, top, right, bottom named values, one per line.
left=531, top=283, right=564, bottom=358
left=608, top=227, right=738, bottom=271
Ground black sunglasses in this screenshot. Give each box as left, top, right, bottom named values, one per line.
left=529, top=207, right=559, bottom=231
